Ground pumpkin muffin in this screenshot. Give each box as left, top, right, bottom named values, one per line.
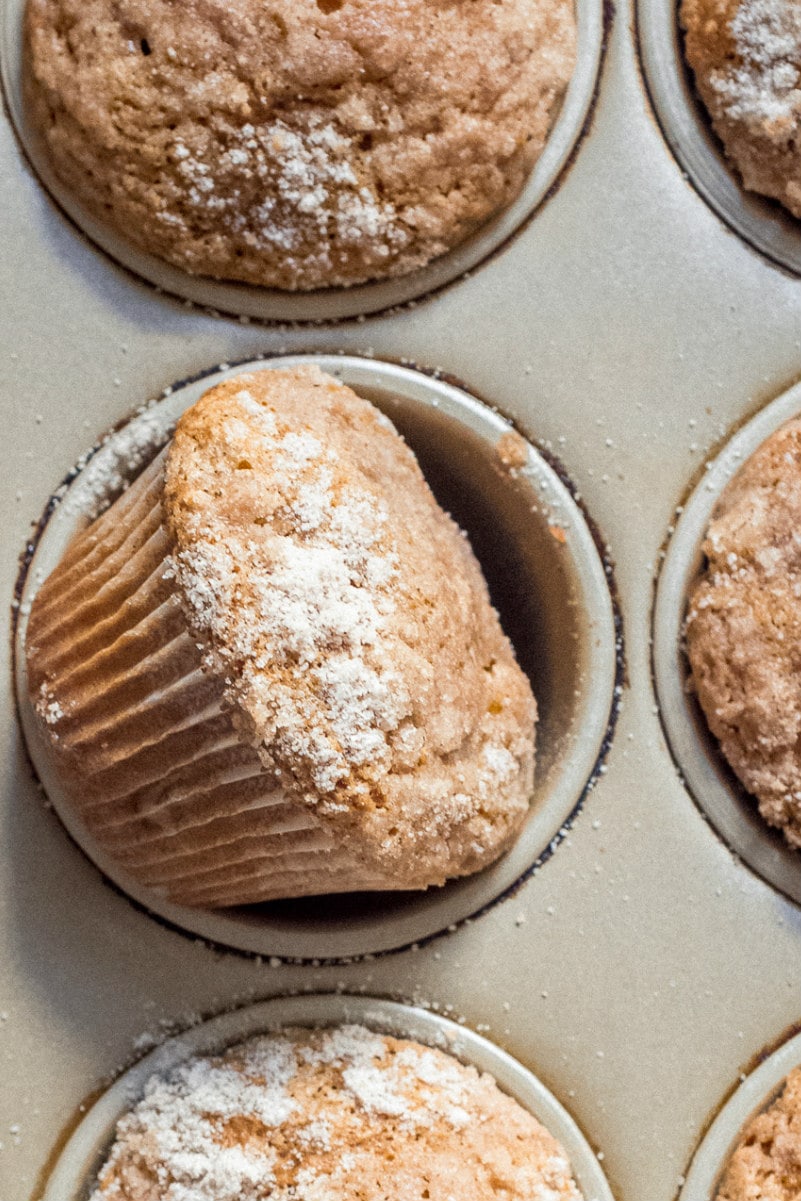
left=686, top=418, right=801, bottom=848
left=24, top=0, right=577, bottom=290
left=90, top=1025, right=583, bottom=1201
left=24, top=366, right=537, bottom=907
left=715, top=1067, right=801, bottom=1201
left=681, top=0, right=801, bottom=217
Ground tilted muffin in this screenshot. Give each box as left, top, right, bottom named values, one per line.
left=24, top=0, right=577, bottom=290
left=716, top=1067, right=801, bottom=1201
left=25, top=366, right=536, bottom=907
left=681, top=0, right=801, bottom=217
left=90, top=1024, right=584, bottom=1201
left=686, top=418, right=801, bottom=848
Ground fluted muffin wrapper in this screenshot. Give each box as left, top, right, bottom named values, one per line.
left=25, top=452, right=394, bottom=908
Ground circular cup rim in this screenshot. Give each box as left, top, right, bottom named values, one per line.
left=653, top=380, right=801, bottom=905
left=636, top=0, right=801, bottom=276
left=678, top=1026, right=801, bottom=1200
left=41, top=992, right=616, bottom=1201
left=14, top=354, right=619, bottom=960
left=1, top=0, right=604, bottom=322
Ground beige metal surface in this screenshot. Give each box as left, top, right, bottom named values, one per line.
left=3, top=0, right=801, bottom=1200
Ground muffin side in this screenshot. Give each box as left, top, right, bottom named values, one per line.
left=23, top=0, right=577, bottom=289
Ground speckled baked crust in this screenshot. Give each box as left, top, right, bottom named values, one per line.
left=681, top=0, right=801, bottom=218
left=90, top=1025, right=583, bottom=1201
left=716, top=1068, right=801, bottom=1201
left=25, top=367, right=536, bottom=906
left=24, top=0, right=577, bottom=290
left=686, top=418, right=801, bottom=848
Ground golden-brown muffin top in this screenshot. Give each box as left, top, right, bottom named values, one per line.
left=91, top=1025, right=583, bottom=1201
left=25, top=0, right=576, bottom=289
left=163, top=367, right=536, bottom=886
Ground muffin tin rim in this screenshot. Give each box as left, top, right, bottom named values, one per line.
left=677, top=1024, right=801, bottom=1200
left=652, top=378, right=801, bottom=905
left=635, top=0, right=801, bottom=277
left=40, top=991, right=616, bottom=1201
left=0, top=0, right=605, bottom=323
left=13, top=352, right=621, bottom=962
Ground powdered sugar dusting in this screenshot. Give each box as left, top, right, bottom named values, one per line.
left=170, top=385, right=411, bottom=795
left=164, top=117, right=409, bottom=275
left=709, top=0, right=801, bottom=132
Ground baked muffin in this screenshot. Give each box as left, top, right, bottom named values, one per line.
left=686, top=418, right=801, bottom=848
left=681, top=0, right=801, bottom=218
left=24, top=0, right=577, bottom=291
left=90, top=1024, right=584, bottom=1201
left=715, top=1067, right=801, bottom=1201
left=25, top=366, right=537, bottom=907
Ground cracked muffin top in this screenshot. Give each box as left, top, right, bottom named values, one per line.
left=24, top=0, right=576, bottom=289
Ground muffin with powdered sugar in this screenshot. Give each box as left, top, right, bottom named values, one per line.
left=89, top=1025, right=584, bottom=1201
left=25, top=366, right=536, bottom=907
left=24, top=0, right=576, bottom=289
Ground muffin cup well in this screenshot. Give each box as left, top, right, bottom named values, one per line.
left=679, top=1026, right=801, bottom=1201
left=40, top=993, right=615, bottom=1201
left=1, top=0, right=603, bottom=321
left=15, top=355, right=619, bottom=959
left=636, top=0, right=801, bottom=275
left=653, top=379, right=801, bottom=905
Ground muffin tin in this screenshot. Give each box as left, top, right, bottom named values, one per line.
left=5, top=1, right=801, bottom=1200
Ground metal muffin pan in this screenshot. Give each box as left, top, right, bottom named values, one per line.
left=654, top=381, right=801, bottom=906
left=14, top=353, right=618, bottom=960
left=5, top=0, right=801, bottom=1199
left=42, top=993, right=615, bottom=1201
left=0, top=0, right=604, bottom=322
left=637, top=0, right=801, bottom=275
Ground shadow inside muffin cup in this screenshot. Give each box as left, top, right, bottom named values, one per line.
left=636, top=0, right=801, bottom=275
left=653, top=381, right=801, bottom=907
left=14, top=355, right=618, bottom=959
